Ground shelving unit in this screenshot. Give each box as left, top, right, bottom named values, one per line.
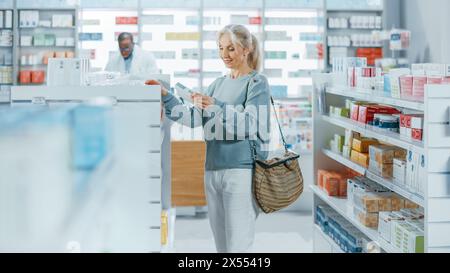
left=0, top=4, right=14, bottom=102
left=313, top=72, right=450, bottom=253
left=10, top=84, right=171, bottom=253
left=78, top=6, right=138, bottom=72
left=264, top=0, right=324, bottom=99
left=16, top=7, right=78, bottom=86
left=324, top=0, right=385, bottom=70
left=140, top=2, right=202, bottom=90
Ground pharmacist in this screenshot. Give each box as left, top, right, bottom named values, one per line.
left=105, top=32, right=159, bottom=77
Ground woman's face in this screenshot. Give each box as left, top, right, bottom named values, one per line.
left=219, top=33, right=249, bottom=70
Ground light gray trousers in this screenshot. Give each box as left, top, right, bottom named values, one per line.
left=204, top=169, right=260, bottom=253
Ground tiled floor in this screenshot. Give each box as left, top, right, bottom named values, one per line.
left=174, top=211, right=314, bottom=253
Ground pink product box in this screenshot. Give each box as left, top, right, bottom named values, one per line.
left=427, top=76, right=443, bottom=84
left=412, top=76, right=427, bottom=99
left=400, top=75, right=413, bottom=98
left=443, top=77, right=450, bottom=84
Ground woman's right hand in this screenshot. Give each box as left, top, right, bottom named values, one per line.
left=145, top=80, right=169, bottom=97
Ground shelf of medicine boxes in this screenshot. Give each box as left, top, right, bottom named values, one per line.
left=201, top=14, right=261, bottom=82
left=314, top=224, right=345, bottom=253
left=78, top=9, right=138, bottom=70
left=311, top=184, right=397, bottom=253
left=321, top=148, right=425, bottom=207
left=321, top=114, right=424, bottom=154
left=327, top=85, right=425, bottom=111
left=140, top=10, right=201, bottom=86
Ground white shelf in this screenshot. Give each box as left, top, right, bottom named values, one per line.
left=322, top=149, right=425, bottom=207
left=327, top=86, right=425, bottom=111
left=311, top=185, right=398, bottom=253
left=322, top=115, right=425, bottom=154
left=314, top=224, right=345, bottom=253
left=322, top=149, right=366, bottom=175
left=365, top=171, right=425, bottom=207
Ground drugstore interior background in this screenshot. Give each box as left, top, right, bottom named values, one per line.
left=0, top=0, right=450, bottom=253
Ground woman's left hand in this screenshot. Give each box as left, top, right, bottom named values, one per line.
left=191, top=93, right=215, bottom=109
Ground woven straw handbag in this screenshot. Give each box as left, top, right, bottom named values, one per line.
left=251, top=98, right=304, bottom=214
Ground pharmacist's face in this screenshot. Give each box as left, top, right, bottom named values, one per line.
left=119, top=38, right=134, bottom=59
left=219, top=34, right=248, bottom=69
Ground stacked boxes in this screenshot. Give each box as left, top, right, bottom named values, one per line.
left=317, top=169, right=357, bottom=197
left=351, top=138, right=378, bottom=168
left=316, top=205, right=369, bottom=253
left=368, top=145, right=406, bottom=179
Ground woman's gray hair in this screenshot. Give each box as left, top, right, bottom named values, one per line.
left=217, top=24, right=261, bottom=71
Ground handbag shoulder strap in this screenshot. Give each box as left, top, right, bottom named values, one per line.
left=244, top=75, right=289, bottom=157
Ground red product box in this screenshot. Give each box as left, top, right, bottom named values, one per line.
left=358, top=105, right=400, bottom=124
left=413, top=76, right=427, bottom=99
left=400, top=75, right=413, bottom=98
left=400, top=114, right=411, bottom=129
left=116, top=17, right=138, bottom=25
left=427, top=76, right=443, bottom=84
left=19, top=70, right=31, bottom=84
left=412, top=129, right=423, bottom=141
left=31, top=70, right=45, bottom=84
left=249, top=16, right=262, bottom=25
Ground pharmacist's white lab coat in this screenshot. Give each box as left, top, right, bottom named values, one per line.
left=105, top=45, right=159, bottom=77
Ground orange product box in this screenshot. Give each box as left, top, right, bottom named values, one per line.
left=19, top=70, right=32, bottom=84
left=323, top=172, right=340, bottom=196
left=55, top=51, right=66, bottom=58
left=31, top=70, right=45, bottom=84
left=42, top=52, right=55, bottom=65
left=65, top=51, right=75, bottom=58
left=317, top=170, right=328, bottom=189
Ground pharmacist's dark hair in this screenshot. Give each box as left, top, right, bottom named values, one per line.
left=118, top=32, right=134, bottom=43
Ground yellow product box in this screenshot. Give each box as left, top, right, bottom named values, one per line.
left=352, top=138, right=378, bottom=153
left=358, top=153, right=370, bottom=168
left=161, top=211, right=168, bottom=246
left=351, top=150, right=361, bottom=164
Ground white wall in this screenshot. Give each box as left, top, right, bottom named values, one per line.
left=401, top=0, right=450, bottom=63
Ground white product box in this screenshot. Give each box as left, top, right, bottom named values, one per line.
left=20, top=11, right=39, bottom=28
left=5, top=10, right=12, bottom=29
left=406, top=151, right=419, bottom=193
left=393, top=158, right=406, bottom=185
left=20, top=36, right=33, bottom=46
left=378, top=212, right=404, bottom=243
left=411, top=116, right=423, bottom=130
left=0, top=11, right=4, bottom=29
left=343, top=145, right=351, bottom=159
left=52, top=14, right=73, bottom=27
left=417, top=154, right=426, bottom=195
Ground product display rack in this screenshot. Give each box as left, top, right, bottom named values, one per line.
left=0, top=2, right=14, bottom=102
left=78, top=7, right=139, bottom=72
left=323, top=0, right=385, bottom=70
left=140, top=2, right=202, bottom=91
left=312, top=73, right=450, bottom=253
left=15, top=7, right=79, bottom=86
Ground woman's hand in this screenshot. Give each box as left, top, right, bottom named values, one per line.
left=145, top=80, right=169, bottom=96
left=191, top=93, right=215, bottom=109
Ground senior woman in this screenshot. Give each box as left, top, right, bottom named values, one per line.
left=147, top=24, right=271, bottom=253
